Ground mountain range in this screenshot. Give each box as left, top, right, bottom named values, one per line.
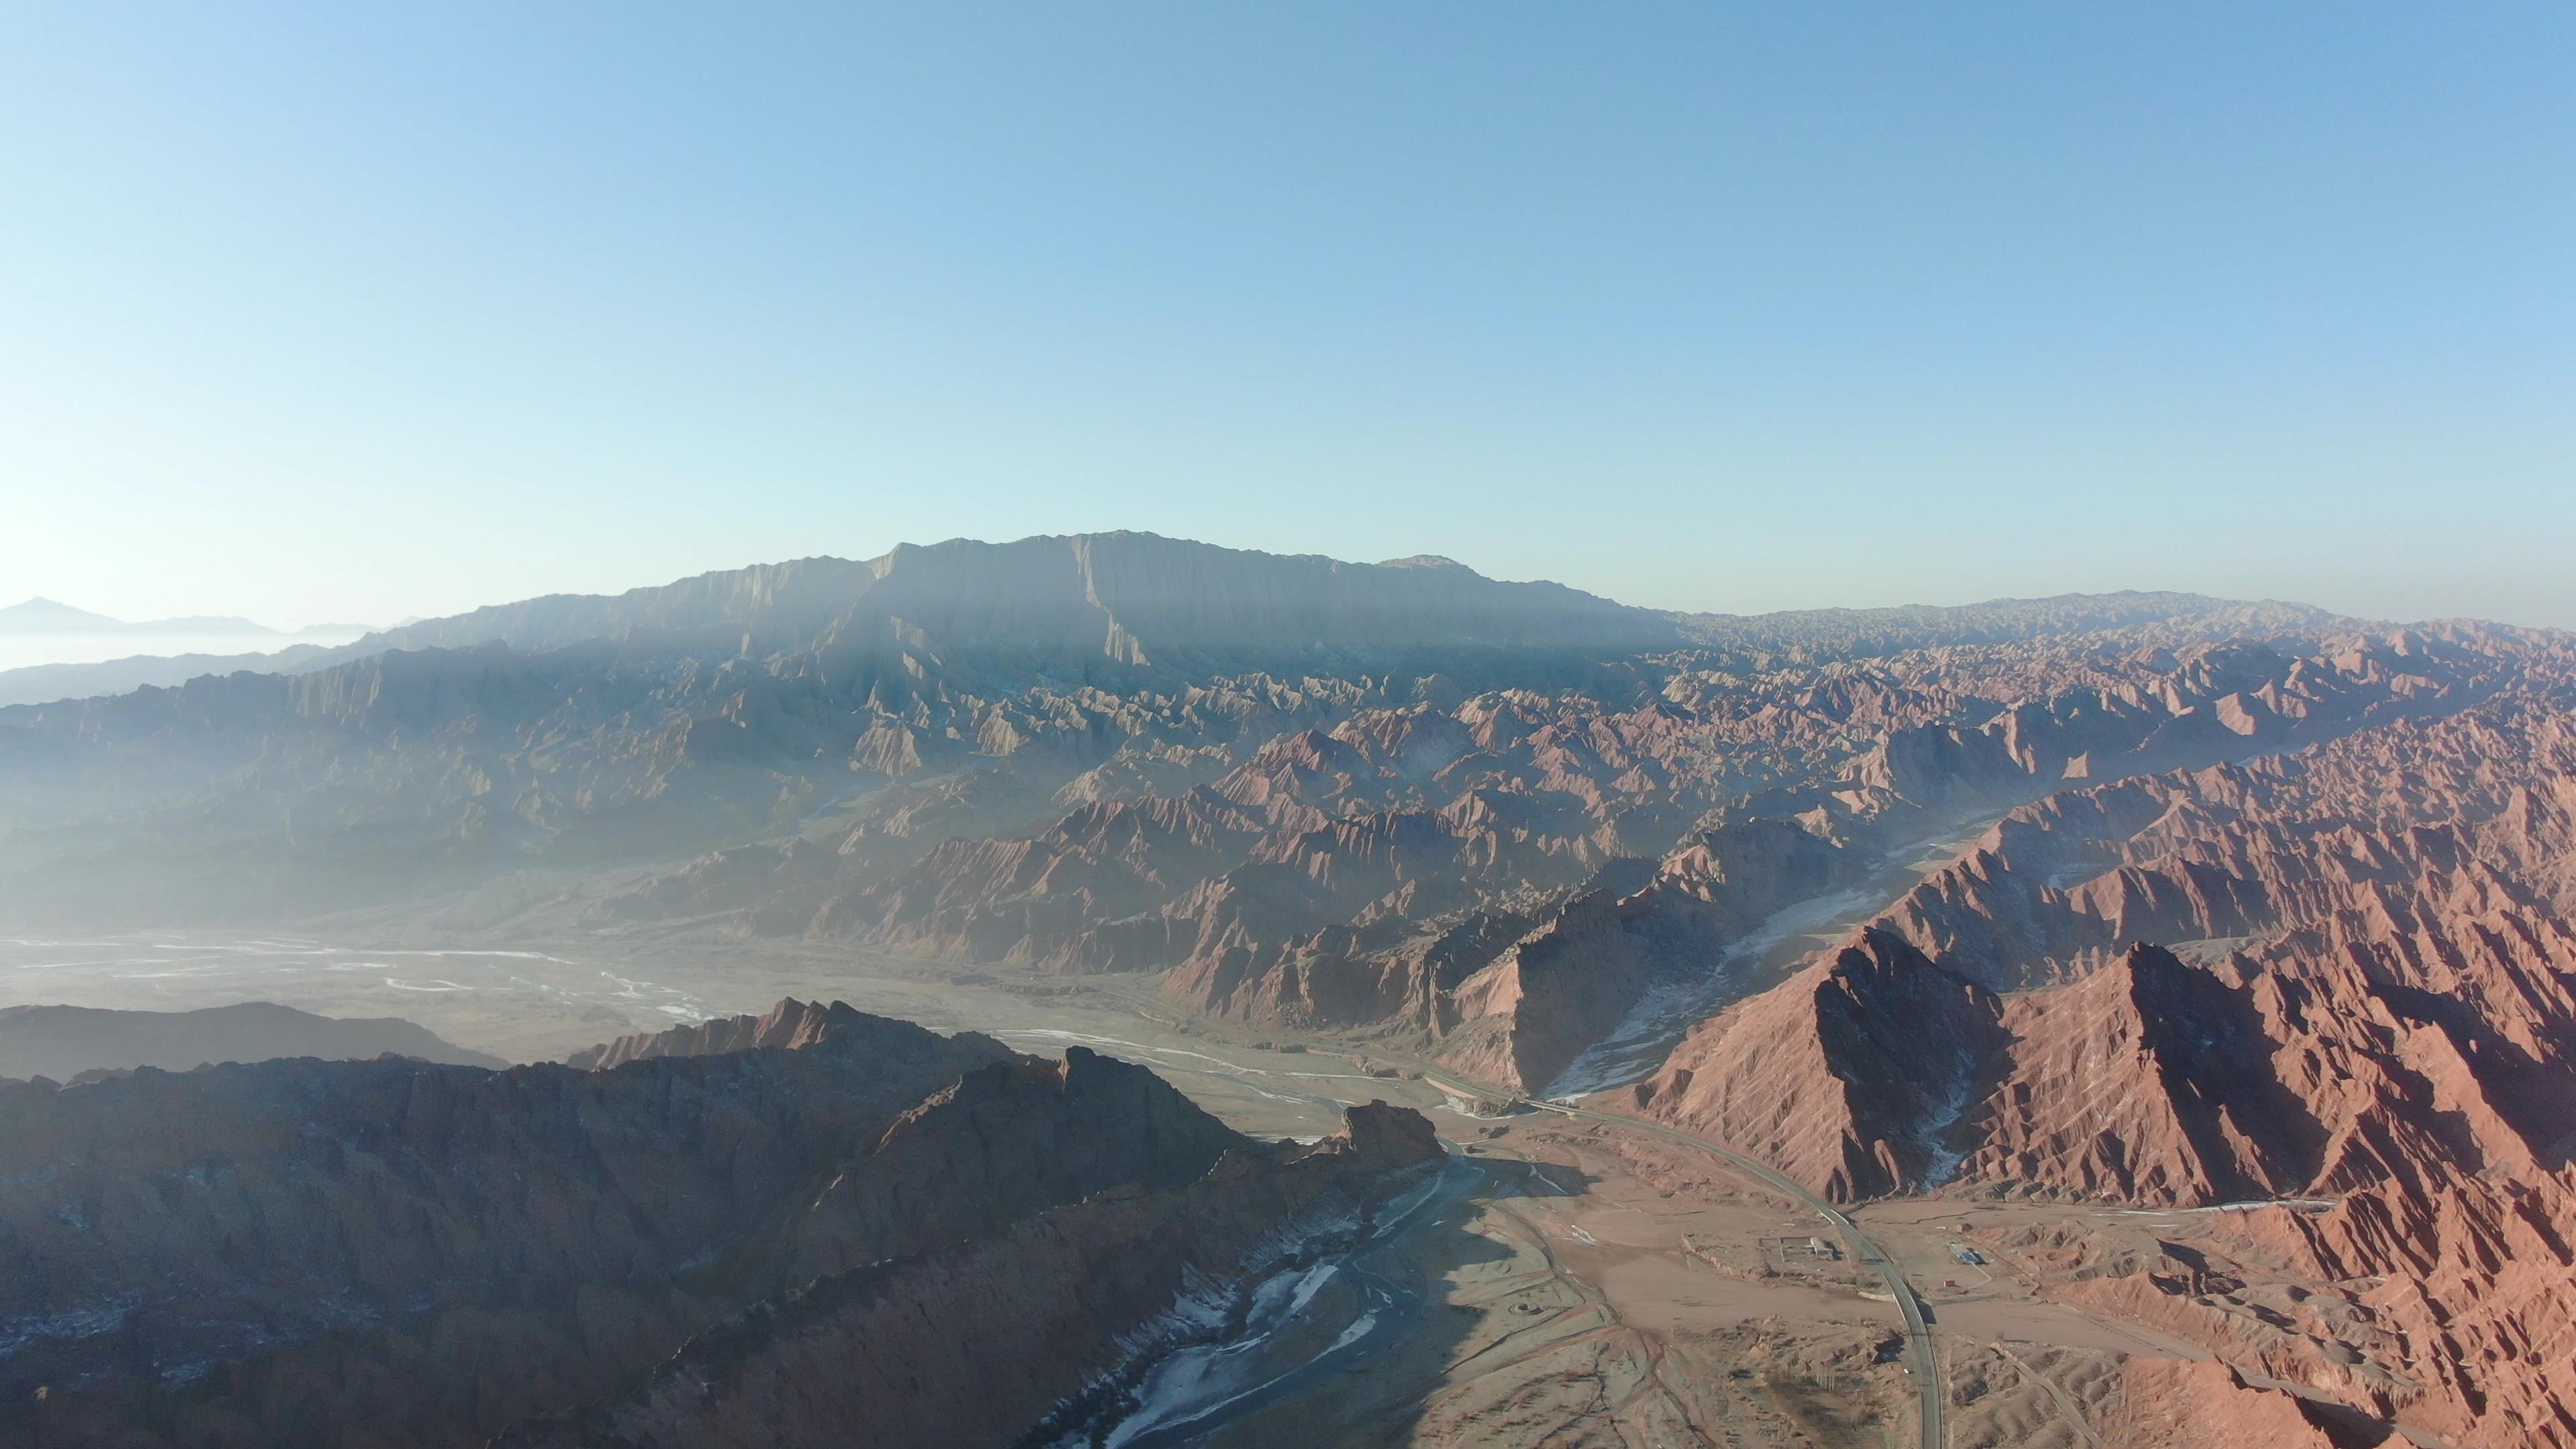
left=0, top=598, right=377, bottom=707
left=0, top=1001, right=506, bottom=1082
left=1, top=998, right=1442, bottom=1446
left=0, top=596, right=366, bottom=639
left=1, top=531, right=2570, bottom=1446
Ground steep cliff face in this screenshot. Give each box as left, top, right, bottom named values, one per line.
left=1639, top=936, right=2327, bottom=1205
left=2006, top=947, right=2314, bottom=1196
left=2244, top=1165, right=2576, bottom=1448
left=0, top=1004, right=1409, bottom=1449
left=1635, top=928, right=2007, bottom=1199
left=1645, top=682, right=2576, bottom=1204
left=497, top=1104, right=1446, bottom=1449
left=733, top=631, right=2530, bottom=1108
left=1635, top=676, right=2576, bottom=1448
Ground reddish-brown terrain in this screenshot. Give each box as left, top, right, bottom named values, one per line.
left=0, top=1000, right=1442, bottom=1448
left=617, top=625, right=2540, bottom=1106
left=1637, top=643, right=2576, bottom=1446
left=7, top=539, right=2575, bottom=1446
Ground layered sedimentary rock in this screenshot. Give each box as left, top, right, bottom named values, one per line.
left=11, top=542, right=2576, bottom=1446
left=1645, top=677, right=2576, bottom=1201
left=1637, top=664, right=2576, bottom=1446
left=1952, top=1160, right=2576, bottom=1449
left=2234, top=1164, right=2576, bottom=1448
left=0, top=1002, right=1435, bottom=1449
left=1633, top=926, right=2005, bottom=1199
left=763, top=629, right=2525, bottom=1098
left=5, top=531, right=2536, bottom=1109
left=2109, top=1359, right=2343, bottom=1449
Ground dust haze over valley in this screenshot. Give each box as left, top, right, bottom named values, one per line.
left=6, top=532, right=2575, bottom=1448
left=8, top=4, right=2574, bottom=1447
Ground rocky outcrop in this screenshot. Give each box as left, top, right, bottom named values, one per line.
left=1637, top=676, right=2576, bottom=1447
left=1637, top=935, right=2324, bottom=1204
left=1962, top=945, right=2312, bottom=1203
left=732, top=631, right=2526, bottom=1109
left=2248, top=1165, right=2576, bottom=1448
left=811, top=788, right=1272, bottom=962
left=1644, top=681, right=2576, bottom=1202
left=2109, top=1358, right=2342, bottom=1449
left=3, top=540, right=2535, bottom=1124
left=0, top=1000, right=504, bottom=1081
left=498, top=1102, right=1445, bottom=1449
left=755, top=1045, right=1249, bottom=1286
left=1634, top=928, right=2008, bottom=1199
left=0, top=1004, right=1394, bottom=1449
left=559, top=996, right=914, bottom=1069
left=1960, top=1161, right=2576, bottom=1448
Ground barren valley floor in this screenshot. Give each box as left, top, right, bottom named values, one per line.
left=3, top=926, right=2356, bottom=1448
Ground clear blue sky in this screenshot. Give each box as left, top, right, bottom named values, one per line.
left=3, top=3, right=2569, bottom=629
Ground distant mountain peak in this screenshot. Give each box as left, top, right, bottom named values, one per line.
left=332, top=531, right=1675, bottom=675
left=0, top=596, right=285, bottom=636
left=0, top=596, right=126, bottom=631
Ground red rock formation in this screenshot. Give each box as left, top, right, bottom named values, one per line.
left=2110, top=1358, right=2342, bottom=1449
left=1648, top=684, right=2576, bottom=1195
left=0, top=1004, right=1384, bottom=1449
left=2221, top=1165, right=2576, bottom=1447
left=1640, top=676, right=2576, bottom=1446
left=1634, top=927, right=2006, bottom=1199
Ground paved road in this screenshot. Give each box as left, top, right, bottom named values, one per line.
left=1406, top=1060, right=1947, bottom=1449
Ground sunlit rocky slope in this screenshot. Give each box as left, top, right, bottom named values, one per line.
left=6, top=532, right=2573, bottom=1445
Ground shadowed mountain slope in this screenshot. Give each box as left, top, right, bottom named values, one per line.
left=1633, top=665, right=2576, bottom=1447
left=0, top=998, right=1442, bottom=1448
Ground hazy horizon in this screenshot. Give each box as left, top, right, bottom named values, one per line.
left=0, top=524, right=2535, bottom=676
left=4, top=5, right=2569, bottom=633
left=9, top=12, right=2575, bottom=1447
